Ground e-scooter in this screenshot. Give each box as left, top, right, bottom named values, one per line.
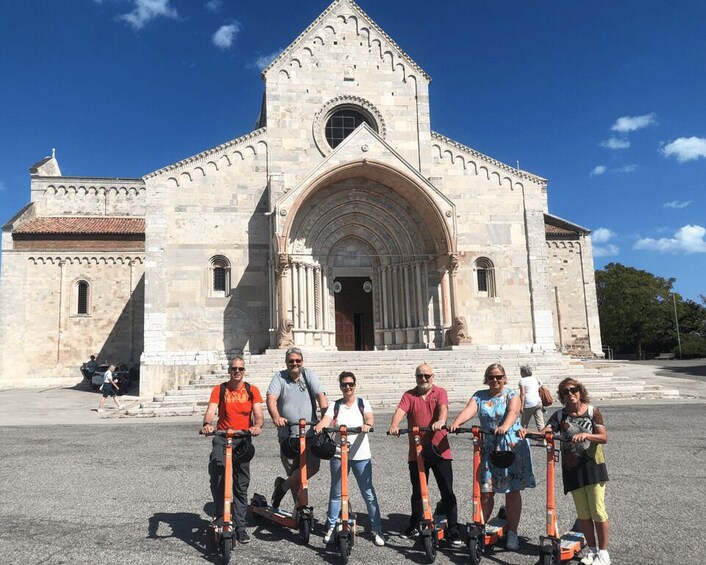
left=525, top=431, right=586, bottom=565
left=200, top=428, right=252, bottom=564
left=389, top=426, right=448, bottom=564
left=249, top=419, right=315, bottom=545
left=451, top=426, right=509, bottom=565
left=321, top=424, right=374, bottom=563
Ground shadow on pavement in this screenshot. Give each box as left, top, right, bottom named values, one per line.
left=147, top=511, right=216, bottom=561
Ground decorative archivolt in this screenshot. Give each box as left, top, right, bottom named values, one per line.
left=28, top=255, right=145, bottom=266
left=146, top=129, right=267, bottom=187
left=264, top=2, right=427, bottom=84
left=431, top=132, right=547, bottom=190
left=547, top=241, right=578, bottom=250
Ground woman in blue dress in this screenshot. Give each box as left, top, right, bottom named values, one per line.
left=449, top=363, right=535, bottom=550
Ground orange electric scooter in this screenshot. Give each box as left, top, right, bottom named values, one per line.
left=389, top=426, right=448, bottom=564
left=249, top=419, right=316, bottom=545
left=200, top=428, right=252, bottom=564
left=321, top=424, right=374, bottom=564
left=525, top=431, right=586, bottom=565
left=451, top=426, right=509, bottom=565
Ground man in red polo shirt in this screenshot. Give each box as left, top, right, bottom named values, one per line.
left=388, top=363, right=462, bottom=547
left=202, top=356, right=264, bottom=544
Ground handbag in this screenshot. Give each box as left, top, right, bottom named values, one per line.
left=489, top=435, right=515, bottom=469
left=538, top=385, right=553, bottom=407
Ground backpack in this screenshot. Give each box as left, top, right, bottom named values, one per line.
left=332, top=397, right=365, bottom=425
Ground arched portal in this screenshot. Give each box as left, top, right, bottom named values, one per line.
left=273, top=163, right=457, bottom=350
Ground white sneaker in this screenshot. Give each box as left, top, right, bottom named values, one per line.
left=595, top=551, right=611, bottom=565
left=324, top=527, right=335, bottom=544
left=580, top=552, right=596, bottom=565
left=373, top=532, right=385, bottom=546
left=97, top=408, right=105, bottom=413
left=506, top=530, right=519, bottom=550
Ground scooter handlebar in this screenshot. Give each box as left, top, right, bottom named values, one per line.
left=387, top=426, right=435, bottom=435
left=199, top=429, right=252, bottom=437
left=321, top=426, right=373, bottom=433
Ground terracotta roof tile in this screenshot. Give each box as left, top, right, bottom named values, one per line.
left=15, top=217, right=145, bottom=235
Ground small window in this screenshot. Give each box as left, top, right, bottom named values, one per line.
left=77, top=280, right=89, bottom=315
left=209, top=255, right=231, bottom=297
left=475, top=257, right=496, bottom=298
left=325, top=108, right=374, bottom=149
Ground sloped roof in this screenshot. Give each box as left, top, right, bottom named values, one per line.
left=544, top=213, right=590, bottom=236
left=14, top=217, right=145, bottom=235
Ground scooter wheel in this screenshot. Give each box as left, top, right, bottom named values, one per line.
left=221, top=537, right=233, bottom=564
left=298, top=517, right=311, bottom=545
left=468, top=534, right=483, bottom=565
left=541, top=545, right=557, bottom=565
left=338, top=535, right=351, bottom=564
left=422, top=533, right=437, bottom=563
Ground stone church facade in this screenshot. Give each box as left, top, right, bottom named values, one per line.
left=0, top=0, right=602, bottom=392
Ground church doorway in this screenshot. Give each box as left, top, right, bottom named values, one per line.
left=334, top=277, right=374, bottom=351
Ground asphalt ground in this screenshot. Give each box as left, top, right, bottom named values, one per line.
left=1, top=396, right=705, bottom=565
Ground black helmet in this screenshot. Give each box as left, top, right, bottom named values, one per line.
left=422, top=441, right=444, bottom=464
left=489, top=440, right=515, bottom=469
left=280, top=437, right=299, bottom=459
left=233, top=437, right=255, bottom=463
left=309, top=431, right=336, bottom=460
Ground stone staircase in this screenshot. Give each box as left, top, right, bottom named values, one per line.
left=128, top=349, right=679, bottom=417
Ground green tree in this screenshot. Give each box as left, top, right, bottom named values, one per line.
left=596, top=263, right=675, bottom=357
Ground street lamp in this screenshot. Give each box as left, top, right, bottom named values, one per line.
left=672, top=293, right=682, bottom=359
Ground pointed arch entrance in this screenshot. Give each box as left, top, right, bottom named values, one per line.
left=273, top=162, right=457, bottom=350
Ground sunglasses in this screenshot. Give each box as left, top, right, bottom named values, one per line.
left=340, top=382, right=356, bottom=389
left=561, top=385, right=581, bottom=395
left=287, top=359, right=303, bottom=364
left=487, top=374, right=504, bottom=381
left=415, top=373, right=433, bottom=380
left=229, top=367, right=245, bottom=373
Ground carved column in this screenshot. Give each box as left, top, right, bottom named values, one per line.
left=404, top=264, right=412, bottom=328
left=276, top=252, right=291, bottom=333
left=306, top=264, right=314, bottom=330
left=439, top=268, right=451, bottom=328
left=448, top=253, right=459, bottom=322
left=381, top=266, right=389, bottom=330
left=415, top=262, right=424, bottom=327
left=321, top=266, right=329, bottom=332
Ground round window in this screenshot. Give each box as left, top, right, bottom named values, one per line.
left=325, top=108, right=376, bottom=149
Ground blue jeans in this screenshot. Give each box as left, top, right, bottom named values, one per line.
left=327, top=457, right=382, bottom=532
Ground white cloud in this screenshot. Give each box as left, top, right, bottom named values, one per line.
left=611, top=112, right=657, bottom=133
left=663, top=137, right=706, bottom=163
left=592, top=227, right=615, bottom=244
left=0, top=180, right=6, bottom=192
left=600, top=137, right=630, bottom=150
left=590, top=165, right=607, bottom=177
left=592, top=228, right=619, bottom=256
left=634, top=224, right=706, bottom=254
left=615, top=164, right=637, bottom=173
left=663, top=200, right=691, bottom=209
left=593, top=243, right=619, bottom=258
left=206, top=0, right=222, bottom=12
left=212, top=23, right=241, bottom=49
left=252, top=49, right=284, bottom=70
left=118, top=0, right=178, bottom=29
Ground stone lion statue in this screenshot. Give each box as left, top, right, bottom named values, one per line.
left=276, top=318, right=295, bottom=348
left=445, top=316, right=471, bottom=346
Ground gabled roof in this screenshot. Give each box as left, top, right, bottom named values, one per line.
left=544, top=213, right=590, bottom=236
left=14, top=217, right=145, bottom=235
left=261, top=0, right=430, bottom=81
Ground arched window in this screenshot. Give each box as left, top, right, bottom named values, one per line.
left=325, top=107, right=376, bottom=149
left=77, top=280, right=90, bottom=315
left=474, top=257, right=496, bottom=298
left=209, top=255, right=231, bottom=297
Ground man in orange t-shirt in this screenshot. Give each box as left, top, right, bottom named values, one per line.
left=202, top=356, right=264, bottom=544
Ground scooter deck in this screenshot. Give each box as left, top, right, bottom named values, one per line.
left=559, top=530, right=585, bottom=559
left=485, top=516, right=506, bottom=536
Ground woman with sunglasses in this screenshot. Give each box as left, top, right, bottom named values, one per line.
left=449, top=362, right=535, bottom=551
left=314, top=371, right=385, bottom=547
left=540, top=378, right=610, bottom=565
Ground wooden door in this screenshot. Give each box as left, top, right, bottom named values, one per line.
left=334, top=277, right=374, bottom=351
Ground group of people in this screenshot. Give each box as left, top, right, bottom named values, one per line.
left=202, top=348, right=610, bottom=565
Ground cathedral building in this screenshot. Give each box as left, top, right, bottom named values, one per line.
left=0, top=0, right=602, bottom=393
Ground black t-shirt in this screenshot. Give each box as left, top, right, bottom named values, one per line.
left=547, top=405, right=609, bottom=494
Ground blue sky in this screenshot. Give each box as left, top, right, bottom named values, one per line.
left=1, top=0, right=704, bottom=301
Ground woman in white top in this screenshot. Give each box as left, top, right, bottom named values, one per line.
left=314, top=371, right=384, bottom=546
left=518, top=365, right=544, bottom=430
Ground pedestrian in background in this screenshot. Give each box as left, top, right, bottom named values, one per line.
left=518, top=365, right=544, bottom=430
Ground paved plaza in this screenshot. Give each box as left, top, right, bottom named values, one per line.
left=1, top=361, right=705, bottom=564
